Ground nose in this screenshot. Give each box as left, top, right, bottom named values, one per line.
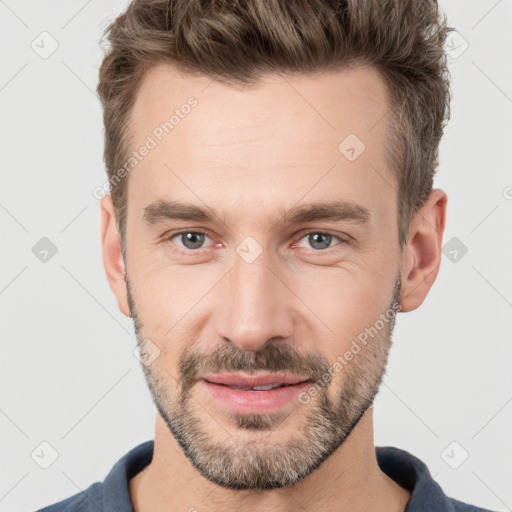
left=214, top=249, right=295, bottom=352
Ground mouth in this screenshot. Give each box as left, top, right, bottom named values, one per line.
left=200, top=373, right=312, bottom=414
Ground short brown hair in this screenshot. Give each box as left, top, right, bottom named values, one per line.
left=97, top=0, right=453, bottom=251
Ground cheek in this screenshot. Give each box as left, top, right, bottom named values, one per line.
left=292, top=262, right=394, bottom=357
left=129, top=265, right=205, bottom=355
left=130, top=233, right=398, bottom=362
left=135, top=257, right=206, bottom=308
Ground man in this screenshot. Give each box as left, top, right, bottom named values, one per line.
left=37, top=0, right=496, bottom=511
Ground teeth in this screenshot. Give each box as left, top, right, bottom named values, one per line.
left=230, top=384, right=284, bottom=391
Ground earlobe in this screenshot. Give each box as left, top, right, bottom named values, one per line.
left=99, top=195, right=131, bottom=318
left=399, top=189, right=447, bottom=313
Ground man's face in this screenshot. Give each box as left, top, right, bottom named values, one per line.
left=123, top=64, right=403, bottom=489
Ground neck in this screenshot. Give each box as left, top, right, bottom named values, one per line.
left=130, top=407, right=411, bottom=512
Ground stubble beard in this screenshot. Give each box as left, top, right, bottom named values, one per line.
left=126, top=273, right=401, bottom=490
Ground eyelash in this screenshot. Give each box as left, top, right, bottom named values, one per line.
left=163, top=229, right=349, bottom=256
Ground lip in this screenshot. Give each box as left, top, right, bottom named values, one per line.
left=200, top=373, right=312, bottom=414
left=203, top=373, right=310, bottom=388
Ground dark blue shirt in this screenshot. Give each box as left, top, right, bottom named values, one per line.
left=34, top=440, right=496, bottom=512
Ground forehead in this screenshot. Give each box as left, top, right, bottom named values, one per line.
left=131, top=62, right=390, bottom=145
left=126, top=63, right=395, bottom=226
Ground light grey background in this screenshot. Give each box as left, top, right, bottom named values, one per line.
left=1, top=1, right=511, bottom=511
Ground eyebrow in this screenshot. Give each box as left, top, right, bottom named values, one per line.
left=142, top=199, right=371, bottom=228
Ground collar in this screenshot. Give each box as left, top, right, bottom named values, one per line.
left=101, top=440, right=457, bottom=512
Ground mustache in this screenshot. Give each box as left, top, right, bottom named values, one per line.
left=178, top=342, right=331, bottom=392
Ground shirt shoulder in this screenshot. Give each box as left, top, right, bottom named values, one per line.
left=449, top=497, right=498, bottom=512
left=33, top=440, right=154, bottom=512
left=376, top=446, right=499, bottom=512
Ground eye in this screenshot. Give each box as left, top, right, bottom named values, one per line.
left=163, top=229, right=349, bottom=255
left=295, top=231, right=347, bottom=251
left=168, top=231, right=212, bottom=251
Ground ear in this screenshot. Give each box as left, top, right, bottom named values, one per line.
left=99, top=195, right=131, bottom=318
left=399, top=188, right=447, bottom=313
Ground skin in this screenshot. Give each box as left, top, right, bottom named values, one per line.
left=100, top=63, right=447, bottom=512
